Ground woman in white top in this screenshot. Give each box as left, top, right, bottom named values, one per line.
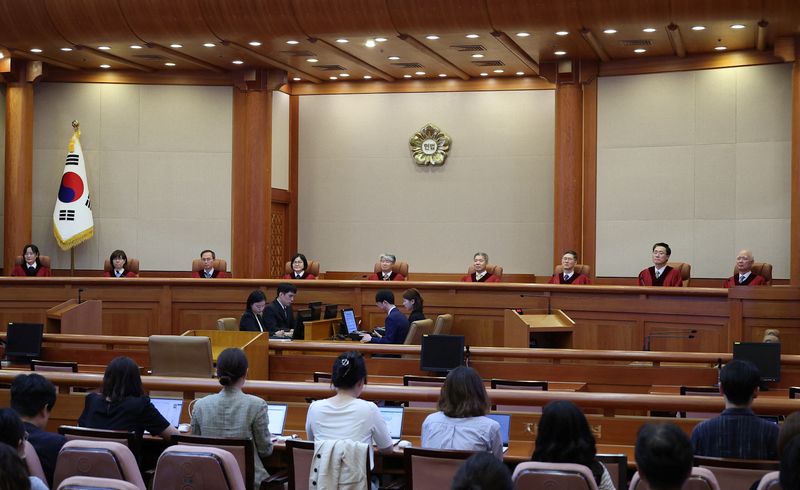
left=421, top=366, right=503, bottom=459
left=305, top=351, right=393, bottom=454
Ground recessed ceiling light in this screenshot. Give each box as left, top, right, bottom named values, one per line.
left=516, top=71, right=524, bottom=75
left=480, top=72, right=488, bottom=76
left=715, top=46, right=727, bottom=51
left=292, top=77, right=301, bottom=81
left=0, top=53, right=3, bottom=59
left=388, top=56, right=400, bottom=60
left=691, top=25, right=706, bottom=31
left=98, top=46, right=111, bottom=50
left=339, top=73, right=349, bottom=77
left=170, top=44, right=183, bottom=48
left=306, top=58, right=318, bottom=63
left=249, top=41, right=262, bottom=46
left=130, top=45, right=142, bottom=49
left=203, top=43, right=215, bottom=47
left=603, top=29, right=617, bottom=34
left=164, top=62, right=176, bottom=67
left=286, top=40, right=299, bottom=45
left=415, top=71, right=425, bottom=75
left=425, top=35, right=440, bottom=40
left=516, top=32, right=530, bottom=37
left=555, top=31, right=569, bottom=36
left=554, top=50, right=567, bottom=56
left=365, top=39, right=376, bottom=48
left=100, top=64, right=111, bottom=69
left=363, top=75, right=372, bottom=79
left=493, top=69, right=504, bottom=73
left=634, top=48, right=646, bottom=53
left=335, top=38, right=348, bottom=43
left=471, top=53, right=484, bottom=58
left=466, top=34, right=479, bottom=39
left=375, top=37, right=388, bottom=42
left=403, top=74, right=412, bottom=78
left=642, top=27, right=657, bottom=33
left=232, top=60, right=244, bottom=65
left=439, top=73, right=447, bottom=77
left=329, top=76, right=338, bottom=80
left=730, top=24, right=746, bottom=29
left=30, top=48, right=43, bottom=53
left=61, top=47, right=73, bottom=52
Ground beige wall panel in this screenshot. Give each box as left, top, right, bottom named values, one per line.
left=31, top=83, right=232, bottom=271
left=736, top=64, right=793, bottom=143
left=735, top=219, right=790, bottom=278
left=271, top=91, right=289, bottom=190
left=695, top=69, right=736, bottom=144
left=694, top=145, right=736, bottom=219
left=693, top=220, right=736, bottom=278
left=735, top=142, right=791, bottom=218
left=298, top=90, right=554, bottom=275
left=597, top=220, right=694, bottom=277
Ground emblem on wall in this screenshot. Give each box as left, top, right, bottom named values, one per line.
left=409, top=123, right=451, bottom=166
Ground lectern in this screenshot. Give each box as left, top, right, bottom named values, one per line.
left=500, top=309, right=574, bottom=348
left=45, top=299, right=102, bottom=335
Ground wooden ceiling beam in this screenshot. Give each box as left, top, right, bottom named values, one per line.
left=74, top=45, right=154, bottom=72
left=145, top=43, right=227, bottom=73
left=580, top=28, right=610, bottom=62
left=222, top=41, right=323, bottom=84
left=307, top=38, right=395, bottom=82
left=666, top=24, right=687, bottom=58
left=7, top=48, right=80, bottom=71
left=397, top=33, right=471, bottom=81
left=491, top=31, right=539, bottom=76
left=756, top=20, right=768, bottom=52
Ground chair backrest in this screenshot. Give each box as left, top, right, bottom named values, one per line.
left=432, top=314, right=454, bottom=335
left=403, top=447, right=474, bottom=490
left=373, top=261, right=409, bottom=278
left=679, top=386, right=721, bottom=418
left=58, top=426, right=137, bottom=449
left=58, top=476, right=142, bottom=490
left=172, top=434, right=254, bottom=490
left=15, top=255, right=51, bottom=268
left=153, top=444, right=246, bottom=490
left=733, top=263, right=773, bottom=285
left=466, top=264, right=503, bottom=279
left=490, top=378, right=548, bottom=412
left=629, top=467, right=721, bottom=490
left=31, top=360, right=78, bottom=372
left=667, top=262, right=691, bottom=287
left=694, top=456, right=779, bottom=490
left=285, top=260, right=320, bottom=277
left=313, top=372, right=332, bottom=384
left=404, top=319, right=435, bottom=345
left=555, top=264, right=592, bottom=277
left=403, top=375, right=446, bottom=408
left=597, top=454, right=627, bottom=490
left=217, top=317, right=239, bottom=331
left=53, top=440, right=145, bottom=490
left=24, top=440, right=47, bottom=483
left=103, top=258, right=140, bottom=275
left=286, top=439, right=315, bottom=490
left=512, top=461, right=599, bottom=490
left=790, top=387, right=800, bottom=399
left=148, top=335, right=214, bottom=377
left=191, top=258, right=228, bottom=274
left=755, top=471, right=781, bottom=490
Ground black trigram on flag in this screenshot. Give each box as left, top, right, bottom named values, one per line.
left=85, top=197, right=91, bottom=209
left=65, top=154, right=79, bottom=166
left=58, top=210, right=75, bottom=221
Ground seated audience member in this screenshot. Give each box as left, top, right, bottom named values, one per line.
left=283, top=253, right=316, bottom=280
left=239, top=289, right=268, bottom=333
left=691, top=359, right=778, bottom=460
left=532, top=400, right=615, bottom=490
left=635, top=423, right=693, bottom=490
left=461, top=252, right=500, bottom=283
left=548, top=250, right=591, bottom=285
left=191, top=348, right=273, bottom=488
left=763, top=328, right=781, bottom=343
left=263, top=283, right=296, bottom=338
left=0, top=409, right=49, bottom=490
left=361, top=290, right=410, bottom=344
left=780, top=435, right=800, bottom=490
left=723, top=249, right=767, bottom=287
left=421, top=366, right=503, bottom=459
left=191, top=249, right=227, bottom=278
left=78, top=356, right=178, bottom=440
left=305, top=351, right=393, bottom=455
left=11, top=244, right=51, bottom=277
left=402, top=288, right=425, bottom=324
left=11, top=373, right=65, bottom=487
left=368, top=253, right=405, bottom=281
left=103, top=249, right=137, bottom=278
left=451, top=452, right=513, bottom=490
left=638, top=242, right=682, bottom=287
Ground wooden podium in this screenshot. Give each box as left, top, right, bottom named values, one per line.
left=181, top=330, right=269, bottom=380
left=45, top=299, right=103, bottom=335
left=500, top=309, right=575, bottom=348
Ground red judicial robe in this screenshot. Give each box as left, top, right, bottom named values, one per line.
left=191, top=269, right=228, bottom=278
left=103, top=270, right=138, bottom=278
left=548, top=273, right=591, bottom=285
left=723, top=273, right=767, bottom=288
left=367, top=271, right=405, bottom=281
left=461, top=272, right=500, bottom=282
left=282, top=272, right=317, bottom=280
left=11, top=264, right=52, bottom=277
left=638, top=266, right=682, bottom=287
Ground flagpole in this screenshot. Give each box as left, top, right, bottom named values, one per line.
left=70, top=248, right=75, bottom=277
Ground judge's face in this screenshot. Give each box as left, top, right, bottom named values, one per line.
left=112, top=257, right=126, bottom=270
left=736, top=252, right=754, bottom=273
left=379, top=258, right=394, bottom=272
left=651, top=246, right=669, bottom=267
left=561, top=254, right=577, bottom=271
left=473, top=255, right=486, bottom=273
left=23, top=247, right=38, bottom=265
left=292, top=257, right=305, bottom=272
left=251, top=300, right=267, bottom=315
left=201, top=252, right=214, bottom=269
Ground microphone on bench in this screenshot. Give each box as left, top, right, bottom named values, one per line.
left=643, top=329, right=698, bottom=351
left=77, top=288, right=85, bottom=304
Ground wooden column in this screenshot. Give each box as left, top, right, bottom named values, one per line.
left=3, top=60, right=34, bottom=275
left=231, top=69, right=286, bottom=279
left=553, top=81, right=584, bottom=265
left=792, top=49, right=800, bottom=286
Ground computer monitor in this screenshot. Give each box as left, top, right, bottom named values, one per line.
left=323, top=304, right=339, bottom=320
left=4, top=323, right=45, bottom=363
left=341, top=308, right=358, bottom=335
left=308, top=302, right=323, bottom=321
left=420, top=334, right=465, bottom=373
left=733, top=341, right=781, bottom=382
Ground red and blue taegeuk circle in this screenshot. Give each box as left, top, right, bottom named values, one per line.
left=58, top=172, right=84, bottom=203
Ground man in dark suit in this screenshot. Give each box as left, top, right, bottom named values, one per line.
left=263, top=282, right=297, bottom=338
left=361, top=290, right=409, bottom=344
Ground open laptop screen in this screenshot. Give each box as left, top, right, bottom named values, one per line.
left=379, top=406, right=404, bottom=442
left=342, top=308, right=358, bottom=334
left=486, top=413, right=511, bottom=447
left=150, top=398, right=183, bottom=428
left=268, top=403, right=288, bottom=436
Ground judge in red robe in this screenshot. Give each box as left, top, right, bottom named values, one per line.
left=461, top=252, right=501, bottom=282
left=367, top=253, right=405, bottom=281
left=191, top=249, right=228, bottom=278
left=11, top=244, right=52, bottom=277
left=103, top=249, right=138, bottom=278
left=723, top=249, right=767, bottom=287
left=548, top=250, right=591, bottom=285
left=638, top=242, right=683, bottom=287
left=283, top=253, right=317, bottom=280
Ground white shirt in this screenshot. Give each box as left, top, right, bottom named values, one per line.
left=305, top=397, right=392, bottom=450
left=740, top=271, right=751, bottom=282
left=563, top=272, right=572, bottom=281
left=654, top=265, right=667, bottom=277
left=382, top=272, right=392, bottom=280
left=421, top=412, right=503, bottom=459
left=474, top=270, right=487, bottom=281
left=203, top=268, right=214, bottom=277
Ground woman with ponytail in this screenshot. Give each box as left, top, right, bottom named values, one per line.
left=191, top=348, right=273, bottom=488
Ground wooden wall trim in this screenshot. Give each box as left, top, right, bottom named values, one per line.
left=288, top=95, right=299, bottom=258
left=553, top=82, right=583, bottom=265
left=582, top=79, right=598, bottom=277
left=288, top=77, right=554, bottom=96
left=791, top=55, right=800, bottom=285
left=40, top=68, right=234, bottom=86
left=599, top=49, right=787, bottom=78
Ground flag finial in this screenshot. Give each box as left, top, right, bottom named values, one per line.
left=72, top=120, right=80, bottom=132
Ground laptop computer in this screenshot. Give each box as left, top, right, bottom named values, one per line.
left=150, top=397, right=183, bottom=428
left=486, top=413, right=511, bottom=453
left=268, top=403, right=288, bottom=436
left=379, top=406, right=404, bottom=444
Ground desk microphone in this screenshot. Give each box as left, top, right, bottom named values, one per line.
left=77, top=288, right=85, bottom=304
left=643, top=329, right=698, bottom=351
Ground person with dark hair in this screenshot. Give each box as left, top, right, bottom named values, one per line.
left=78, top=356, right=178, bottom=439
left=263, top=282, right=297, bottom=338
left=635, top=423, right=692, bottom=490
left=421, top=367, right=502, bottom=459
left=191, top=348, right=273, bottom=488
left=548, top=250, right=591, bottom=285
left=11, top=244, right=51, bottom=277
left=780, top=435, right=800, bottom=490
left=532, top=400, right=615, bottom=489
left=103, top=249, right=137, bottom=278
left=638, top=242, right=682, bottom=287
left=283, top=253, right=316, bottom=280
left=0, top=442, right=35, bottom=490
left=239, top=289, right=268, bottom=332
left=11, top=373, right=65, bottom=486
left=451, top=452, right=513, bottom=490
left=461, top=252, right=500, bottom=282
left=368, top=254, right=405, bottom=281
left=305, top=351, right=393, bottom=455
left=402, top=288, right=425, bottom=324
left=191, top=249, right=228, bottom=278
left=0, top=409, right=49, bottom=490
left=691, top=359, right=779, bottom=459
left=779, top=412, right=800, bottom=457
left=360, top=290, right=409, bottom=344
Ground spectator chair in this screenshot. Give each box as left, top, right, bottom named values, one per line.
left=58, top=426, right=137, bottom=449
left=24, top=440, right=47, bottom=484
left=14, top=255, right=51, bottom=269
left=755, top=471, right=781, bottom=490
left=403, top=375, right=446, bottom=409
left=490, top=378, right=548, bottom=412
left=373, top=261, right=409, bottom=279
left=284, top=260, right=320, bottom=278
left=733, top=262, right=773, bottom=285
left=555, top=263, right=592, bottom=277
left=103, top=258, right=140, bottom=277
left=512, top=461, right=599, bottom=489
left=679, top=386, right=721, bottom=419
left=403, top=447, right=474, bottom=490
left=172, top=434, right=255, bottom=490
left=790, top=387, right=800, bottom=399
left=694, top=456, right=779, bottom=490
left=404, top=319, right=434, bottom=345
left=53, top=440, right=145, bottom=490
left=629, top=467, right=720, bottom=490
left=466, top=264, right=503, bottom=281
left=153, top=445, right=246, bottom=490
left=148, top=335, right=214, bottom=377
left=57, top=476, right=141, bottom=490
left=597, top=454, right=627, bottom=490
left=667, top=262, right=691, bottom=287
left=217, top=317, right=239, bottom=331
left=191, top=258, right=228, bottom=277
left=432, top=314, right=453, bottom=335
left=31, top=360, right=78, bottom=372
left=285, top=439, right=315, bottom=490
